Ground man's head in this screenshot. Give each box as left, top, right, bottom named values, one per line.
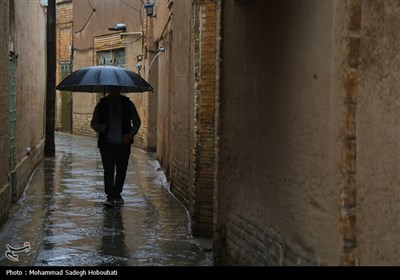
left=107, top=85, right=121, bottom=96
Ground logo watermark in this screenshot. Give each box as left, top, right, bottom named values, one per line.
left=5, top=242, right=30, bottom=261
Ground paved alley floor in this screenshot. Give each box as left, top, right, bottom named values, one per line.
left=0, top=133, right=212, bottom=267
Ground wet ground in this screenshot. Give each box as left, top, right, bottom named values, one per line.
left=0, top=132, right=212, bottom=266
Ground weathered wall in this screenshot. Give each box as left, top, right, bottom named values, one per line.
left=142, top=8, right=158, bottom=152
left=170, top=0, right=195, bottom=222
left=0, top=0, right=11, bottom=226
left=15, top=0, right=47, bottom=160
left=357, top=0, right=400, bottom=265
left=154, top=0, right=172, bottom=176
left=191, top=0, right=220, bottom=236
left=217, top=0, right=344, bottom=265
left=151, top=0, right=217, bottom=237
left=0, top=0, right=46, bottom=227
left=13, top=0, right=47, bottom=201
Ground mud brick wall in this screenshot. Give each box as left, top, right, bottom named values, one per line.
left=72, top=113, right=96, bottom=137
left=190, top=0, right=220, bottom=238
left=55, top=1, right=73, bottom=131
left=225, top=210, right=319, bottom=265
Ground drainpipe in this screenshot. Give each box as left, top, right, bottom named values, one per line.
left=148, top=47, right=165, bottom=72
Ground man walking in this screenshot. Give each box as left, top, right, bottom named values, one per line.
left=91, top=86, right=141, bottom=206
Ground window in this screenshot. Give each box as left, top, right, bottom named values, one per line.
left=96, top=48, right=126, bottom=67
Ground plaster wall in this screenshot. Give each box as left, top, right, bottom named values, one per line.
left=218, top=0, right=343, bottom=264
left=14, top=0, right=47, bottom=163
left=357, top=0, right=400, bottom=265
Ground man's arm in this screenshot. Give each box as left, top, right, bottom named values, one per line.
left=129, top=102, right=141, bottom=135
left=91, top=104, right=106, bottom=133
left=122, top=102, right=141, bottom=145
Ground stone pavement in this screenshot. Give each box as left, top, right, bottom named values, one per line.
left=0, top=132, right=212, bottom=267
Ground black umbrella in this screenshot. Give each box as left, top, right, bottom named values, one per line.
left=55, top=65, right=153, bottom=93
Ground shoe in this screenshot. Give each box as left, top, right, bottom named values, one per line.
left=103, top=197, right=115, bottom=207
left=115, top=195, right=124, bottom=205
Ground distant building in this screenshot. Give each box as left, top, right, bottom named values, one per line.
left=56, top=0, right=154, bottom=150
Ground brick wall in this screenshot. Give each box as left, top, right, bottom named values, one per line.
left=191, top=0, right=220, bottom=237
left=154, top=0, right=195, bottom=235
left=56, top=1, right=73, bottom=62
left=56, top=1, right=73, bottom=131
left=72, top=113, right=96, bottom=137
left=225, top=210, right=319, bottom=265
left=217, top=1, right=343, bottom=265
left=340, top=0, right=360, bottom=266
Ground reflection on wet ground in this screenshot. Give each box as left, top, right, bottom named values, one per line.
left=0, top=133, right=212, bottom=266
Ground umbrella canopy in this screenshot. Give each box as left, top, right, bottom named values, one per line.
left=55, top=65, right=153, bottom=93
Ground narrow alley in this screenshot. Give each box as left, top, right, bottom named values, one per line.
left=3, top=0, right=400, bottom=266
left=0, top=133, right=212, bottom=266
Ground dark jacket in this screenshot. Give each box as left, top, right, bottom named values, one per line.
left=93, top=95, right=141, bottom=148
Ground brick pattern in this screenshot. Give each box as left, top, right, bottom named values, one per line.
left=225, top=210, right=319, bottom=265
left=155, top=4, right=195, bottom=235
left=56, top=1, right=73, bottom=24
left=340, top=0, right=361, bottom=266
left=94, top=33, right=124, bottom=54
left=140, top=91, right=158, bottom=151
left=56, top=1, right=73, bottom=131
left=172, top=156, right=191, bottom=208
left=191, top=0, right=220, bottom=237
left=58, top=27, right=72, bottom=63
left=72, top=113, right=97, bottom=137
left=134, top=133, right=145, bottom=148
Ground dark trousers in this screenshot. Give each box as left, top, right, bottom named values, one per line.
left=99, top=142, right=131, bottom=198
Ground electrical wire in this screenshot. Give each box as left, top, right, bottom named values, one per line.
left=87, top=0, right=94, bottom=10
left=74, top=0, right=96, bottom=34
left=120, top=0, right=141, bottom=12
left=124, top=36, right=143, bottom=46
left=119, top=0, right=144, bottom=31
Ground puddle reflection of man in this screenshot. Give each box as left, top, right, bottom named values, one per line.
left=101, top=209, right=128, bottom=265
left=91, top=86, right=141, bottom=206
